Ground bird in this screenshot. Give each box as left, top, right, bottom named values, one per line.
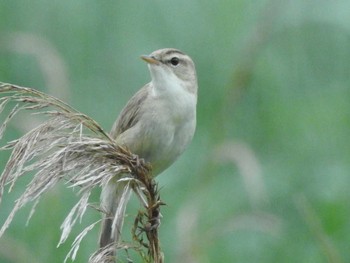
left=99, top=48, right=198, bottom=259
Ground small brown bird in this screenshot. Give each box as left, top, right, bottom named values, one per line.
left=99, top=48, right=198, bottom=258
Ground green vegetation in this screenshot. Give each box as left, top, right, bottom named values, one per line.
left=0, top=1, right=349, bottom=262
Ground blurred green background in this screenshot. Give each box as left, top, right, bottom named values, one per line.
left=1, top=0, right=350, bottom=262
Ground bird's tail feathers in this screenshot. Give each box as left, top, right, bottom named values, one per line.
left=99, top=179, right=132, bottom=254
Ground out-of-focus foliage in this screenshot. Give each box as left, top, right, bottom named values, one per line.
left=0, top=0, right=349, bottom=262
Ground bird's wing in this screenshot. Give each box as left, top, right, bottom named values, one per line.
left=110, top=83, right=151, bottom=139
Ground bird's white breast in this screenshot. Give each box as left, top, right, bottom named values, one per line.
left=140, top=77, right=196, bottom=174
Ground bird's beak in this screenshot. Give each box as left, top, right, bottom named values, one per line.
left=141, top=55, right=160, bottom=65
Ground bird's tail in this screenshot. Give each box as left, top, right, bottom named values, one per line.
left=99, top=179, right=132, bottom=259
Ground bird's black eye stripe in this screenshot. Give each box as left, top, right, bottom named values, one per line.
left=169, top=57, right=180, bottom=66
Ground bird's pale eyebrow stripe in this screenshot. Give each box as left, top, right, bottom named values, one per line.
left=164, top=49, right=185, bottom=56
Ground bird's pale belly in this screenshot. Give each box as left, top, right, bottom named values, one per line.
left=128, top=117, right=194, bottom=176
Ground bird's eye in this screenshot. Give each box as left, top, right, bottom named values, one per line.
left=169, top=57, right=180, bottom=66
